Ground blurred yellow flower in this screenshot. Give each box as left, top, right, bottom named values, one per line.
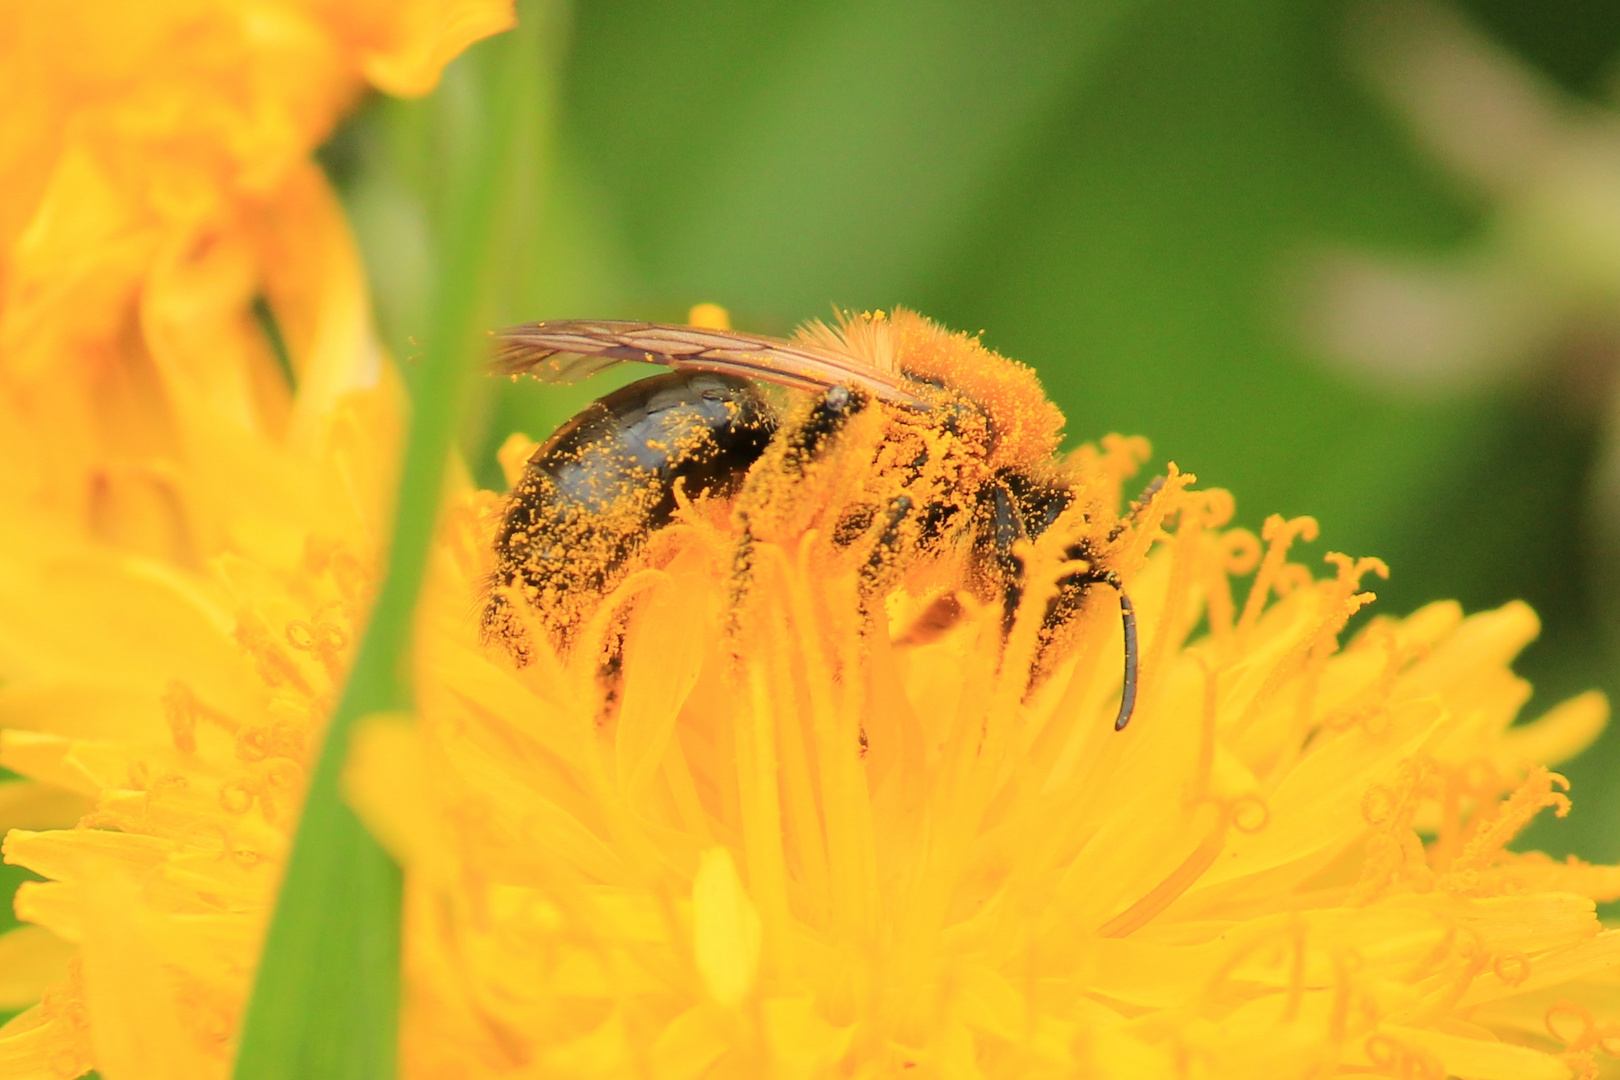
left=348, top=436, right=1620, bottom=1080
left=0, top=0, right=512, bottom=534
left=0, top=0, right=509, bottom=1075
left=0, top=390, right=395, bottom=1076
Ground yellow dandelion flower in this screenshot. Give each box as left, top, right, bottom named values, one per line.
left=336, top=310, right=1620, bottom=1080
left=0, top=1, right=509, bottom=1075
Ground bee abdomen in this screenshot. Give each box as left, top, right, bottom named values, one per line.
left=484, top=371, right=776, bottom=663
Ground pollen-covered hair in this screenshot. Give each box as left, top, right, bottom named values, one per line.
left=794, top=308, right=1066, bottom=471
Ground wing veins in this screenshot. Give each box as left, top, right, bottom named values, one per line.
left=494, top=319, right=923, bottom=405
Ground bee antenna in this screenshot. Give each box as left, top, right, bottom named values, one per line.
left=1105, top=572, right=1139, bottom=731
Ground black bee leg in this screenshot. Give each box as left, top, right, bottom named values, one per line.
left=1104, top=570, right=1139, bottom=731
left=976, top=474, right=1139, bottom=730
left=779, top=383, right=863, bottom=476
left=984, top=481, right=1030, bottom=633
left=1109, top=475, right=1167, bottom=541
left=729, top=383, right=866, bottom=625
left=859, top=494, right=914, bottom=591
left=727, top=513, right=756, bottom=633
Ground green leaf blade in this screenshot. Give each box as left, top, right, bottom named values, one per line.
left=230, top=6, right=537, bottom=1075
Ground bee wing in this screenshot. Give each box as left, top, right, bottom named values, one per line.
left=494, top=320, right=924, bottom=406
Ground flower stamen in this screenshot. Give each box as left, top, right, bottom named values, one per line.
left=1237, top=514, right=1320, bottom=636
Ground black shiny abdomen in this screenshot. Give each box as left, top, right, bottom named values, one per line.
left=527, top=371, right=776, bottom=528
left=484, top=371, right=777, bottom=662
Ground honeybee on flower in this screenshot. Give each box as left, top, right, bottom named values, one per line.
left=485, top=307, right=1147, bottom=729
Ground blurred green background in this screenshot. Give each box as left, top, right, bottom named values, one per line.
left=320, top=0, right=1620, bottom=859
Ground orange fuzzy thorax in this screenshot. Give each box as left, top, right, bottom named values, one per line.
left=796, top=308, right=1065, bottom=471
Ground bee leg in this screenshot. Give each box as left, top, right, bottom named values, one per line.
left=733, top=382, right=868, bottom=545
left=1103, top=570, right=1140, bottom=731
left=728, top=383, right=867, bottom=626
left=838, top=494, right=915, bottom=758
left=858, top=494, right=914, bottom=593
left=893, top=591, right=965, bottom=647
left=1108, top=474, right=1167, bottom=541
left=775, top=383, right=863, bottom=478
left=725, top=513, right=757, bottom=642
left=481, top=579, right=537, bottom=667
left=1134, top=474, right=1167, bottom=507
left=983, top=480, right=1031, bottom=633
left=981, top=478, right=1138, bottom=732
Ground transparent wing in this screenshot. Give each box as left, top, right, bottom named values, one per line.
left=494, top=320, right=924, bottom=405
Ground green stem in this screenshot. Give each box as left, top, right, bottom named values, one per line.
left=230, top=16, right=528, bottom=1080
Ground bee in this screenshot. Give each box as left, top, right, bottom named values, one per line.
left=485, top=309, right=1142, bottom=731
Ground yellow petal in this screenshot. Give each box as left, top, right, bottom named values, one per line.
left=78, top=864, right=213, bottom=1079
left=1379, top=1023, right=1569, bottom=1080
left=0, top=781, right=90, bottom=832
left=648, top=1006, right=728, bottom=1080
left=0, top=927, right=73, bottom=1011
left=691, top=847, right=761, bottom=1007
left=760, top=995, right=855, bottom=1080
left=342, top=711, right=431, bottom=869
left=357, top=0, right=517, bottom=96
left=1499, top=689, right=1608, bottom=768
left=0, top=1004, right=85, bottom=1080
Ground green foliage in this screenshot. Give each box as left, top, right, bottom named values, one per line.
left=0, top=862, right=38, bottom=939
left=230, top=8, right=537, bottom=1078
left=0, top=770, right=41, bottom=1033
